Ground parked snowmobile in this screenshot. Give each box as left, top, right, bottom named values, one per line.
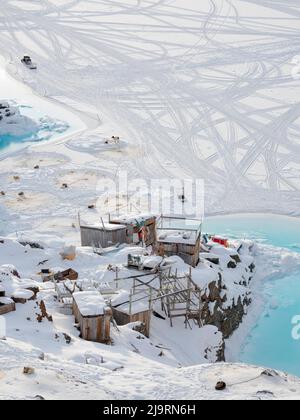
left=21, top=56, right=37, bottom=70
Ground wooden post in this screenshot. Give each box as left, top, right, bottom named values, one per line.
left=133, top=278, right=136, bottom=295
left=116, top=267, right=119, bottom=290
left=186, top=273, right=191, bottom=329
left=198, top=290, right=202, bottom=328
left=129, top=289, right=133, bottom=315
left=159, top=273, right=164, bottom=312
left=149, top=287, right=153, bottom=311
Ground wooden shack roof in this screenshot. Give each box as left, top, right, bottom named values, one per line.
left=156, top=216, right=202, bottom=245
left=109, top=214, right=156, bottom=226
left=157, top=230, right=199, bottom=245
left=73, top=291, right=107, bottom=317
left=80, top=223, right=127, bottom=231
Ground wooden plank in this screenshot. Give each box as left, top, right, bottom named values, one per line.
left=0, top=302, right=16, bottom=315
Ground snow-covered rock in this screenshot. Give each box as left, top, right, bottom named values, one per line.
left=0, top=102, right=38, bottom=137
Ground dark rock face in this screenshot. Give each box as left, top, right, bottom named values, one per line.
left=20, top=241, right=44, bottom=250
left=221, top=296, right=251, bottom=339
left=205, top=257, right=220, bottom=265
left=200, top=274, right=252, bottom=340
left=227, top=260, right=237, bottom=269
left=208, top=281, right=222, bottom=302
left=204, top=334, right=226, bottom=362
left=197, top=242, right=255, bottom=362
left=216, top=339, right=225, bottom=362
left=231, top=254, right=241, bottom=264
left=249, top=262, right=256, bottom=273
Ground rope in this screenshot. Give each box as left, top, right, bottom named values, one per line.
left=228, top=374, right=263, bottom=387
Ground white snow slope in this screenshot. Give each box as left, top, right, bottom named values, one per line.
left=0, top=236, right=300, bottom=400
left=1, top=0, right=300, bottom=400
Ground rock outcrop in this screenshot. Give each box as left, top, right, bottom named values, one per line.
left=198, top=241, right=255, bottom=339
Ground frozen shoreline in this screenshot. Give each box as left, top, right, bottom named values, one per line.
left=0, top=54, right=92, bottom=160
left=226, top=244, right=300, bottom=364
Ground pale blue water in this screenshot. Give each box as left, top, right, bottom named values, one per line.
left=205, top=214, right=300, bottom=377
left=0, top=133, right=34, bottom=150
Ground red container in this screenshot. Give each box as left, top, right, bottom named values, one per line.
left=212, top=236, right=229, bottom=247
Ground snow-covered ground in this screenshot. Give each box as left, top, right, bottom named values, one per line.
left=0, top=234, right=300, bottom=400
left=1, top=0, right=300, bottom=400
left=0, top=55, right=85, bottom=144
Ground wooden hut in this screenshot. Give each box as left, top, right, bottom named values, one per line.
left=73, top=291, right=112, bottom=343
left=111, top=289, right=152, bottom=338
left=155, top=216, right=202, bottom=267
left=109, top=214, right=157, bottom=247
left=80, top=223, right=127, bottom=249
left=112, top=307, right=151, bottom=338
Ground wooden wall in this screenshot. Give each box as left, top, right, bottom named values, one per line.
left=0, top=302, right=16, bottom=316
left=80, top=226, right=127, bottom=248
left=110, top=217, right=157, bottom=247
left=112, top=308, right=151, bottom=338
left=73, top=301, right=112, bottom=343
left=156, top=236, right=201, bottom=267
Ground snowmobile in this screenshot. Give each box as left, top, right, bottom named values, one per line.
left=21, top=56, right=37, bottom=70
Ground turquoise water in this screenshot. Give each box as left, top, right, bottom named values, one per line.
left=205, top=214, right=300, bottom=377
left=0, top=133, right=34, bottom=150
left=205, top=214, right=300, bottom=252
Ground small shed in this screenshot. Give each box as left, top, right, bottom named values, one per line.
left=80, top=223, right=127, bottom=249
left=113, top=308, right=151, bottom=338
left=109, top=214, right=157, bottom=246
left=111, top=290, right=152, bottom=338
left=73, top=291, right=112, bottom=343
left=155, top=216, right=202, bottom=267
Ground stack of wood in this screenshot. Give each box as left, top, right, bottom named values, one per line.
left=54, top=268, right=79, bottom=282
